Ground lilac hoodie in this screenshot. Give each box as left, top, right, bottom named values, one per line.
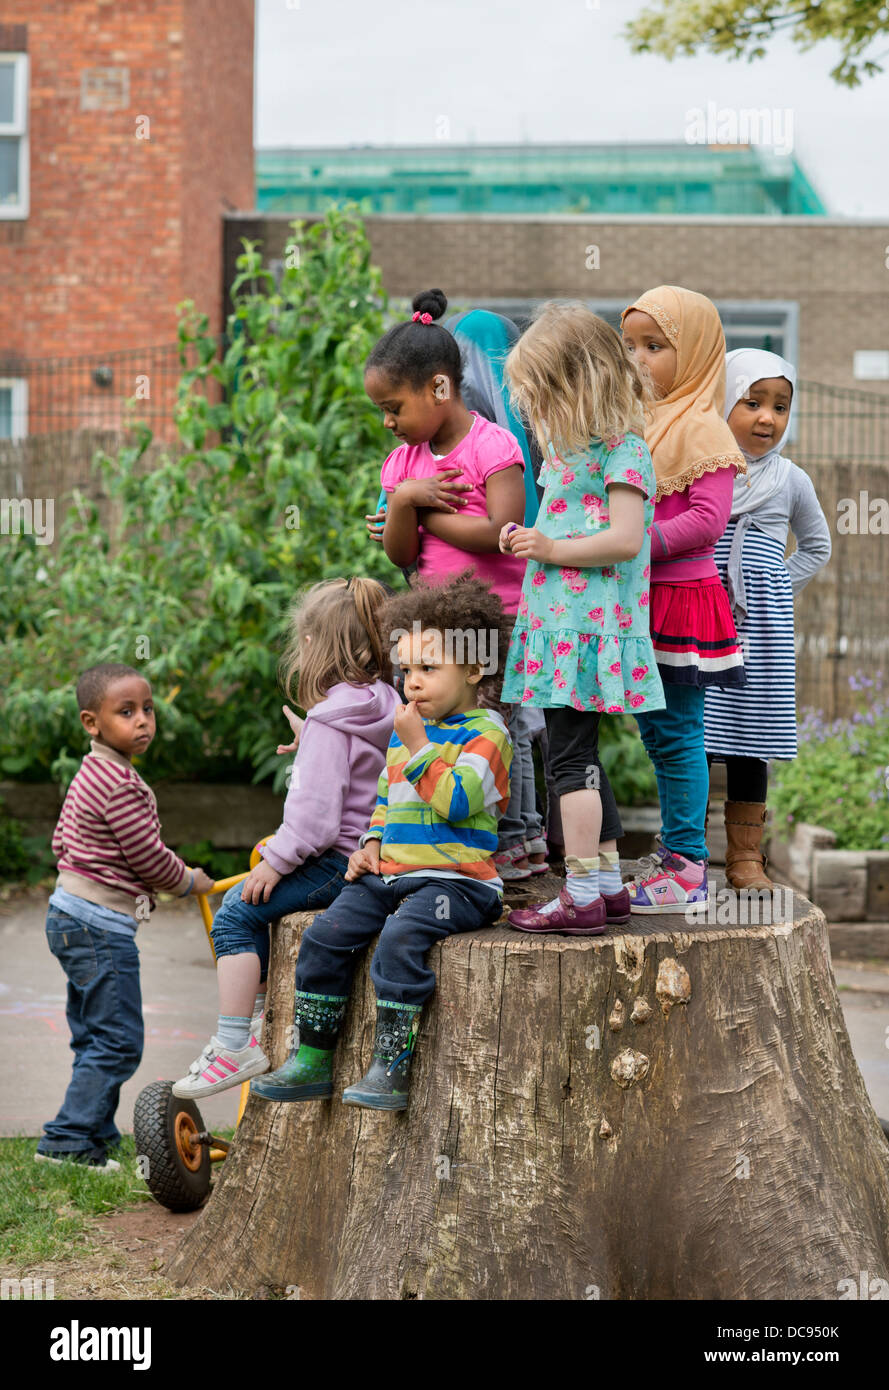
left=259, top=680, right=400, bottom=875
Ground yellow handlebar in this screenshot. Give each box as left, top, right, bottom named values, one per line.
left=192, top=839, right=271, bottom=960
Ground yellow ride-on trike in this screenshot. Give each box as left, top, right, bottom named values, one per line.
left=133, top=841, right=268, bottom=1212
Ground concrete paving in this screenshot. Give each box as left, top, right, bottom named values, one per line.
left=1, top=890, right=888, bottom=1140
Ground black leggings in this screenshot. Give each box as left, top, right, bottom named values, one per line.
left=543, top=707, right=623, bottom=843
left=707, top=754, right=768, bottom=803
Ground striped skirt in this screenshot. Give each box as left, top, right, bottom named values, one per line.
left=704, top=524, right=797, bottom=760
left=650, top=574, right=746, bottom=688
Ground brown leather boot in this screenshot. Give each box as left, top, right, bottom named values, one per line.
left=724, top=802, right=774, bottom=891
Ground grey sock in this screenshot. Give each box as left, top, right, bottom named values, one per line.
left=252, top=992, right=266, bottom=1019
left=217, top=1015, right=251, bottom=1050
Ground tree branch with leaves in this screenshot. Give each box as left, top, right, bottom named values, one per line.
left=626, top=1, right=889, bottom=86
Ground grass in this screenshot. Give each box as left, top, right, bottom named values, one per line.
left=0, top=1135, right=153, bottom=1268
left=1, top=1129, right=236, bottom=1270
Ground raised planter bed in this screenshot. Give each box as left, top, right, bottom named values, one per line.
left=0, top=780, right=281, bottom=850
left=766, top=818, right=889, bottom=922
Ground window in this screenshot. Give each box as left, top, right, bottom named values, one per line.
left=472, top=298, right=800, bottom=439
left=0, top=378, right=28, bottom=439
left=0, top=52, right=28, bottom=218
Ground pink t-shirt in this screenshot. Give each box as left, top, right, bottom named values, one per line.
left=380, top=412, right=527, bottom=613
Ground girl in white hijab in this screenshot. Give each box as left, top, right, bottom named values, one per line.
left=704, top=348, right=831, bottom=890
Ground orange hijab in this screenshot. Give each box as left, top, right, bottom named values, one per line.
left=621, top=286, right=746, bottom=501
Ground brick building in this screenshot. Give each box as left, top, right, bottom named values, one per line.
left=224, top=212, right=889, bottom=401
left=0, top=0, right=254, bottom=438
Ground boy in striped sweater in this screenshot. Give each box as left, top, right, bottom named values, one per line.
left=254, top=574, right=512, bottom=1112
left=36, top=664, right=212, bottom=1171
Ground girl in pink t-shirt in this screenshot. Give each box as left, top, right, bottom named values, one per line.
left=365, top=288, right=528, bottom=612
left=365, top=288, right=542, bottom=881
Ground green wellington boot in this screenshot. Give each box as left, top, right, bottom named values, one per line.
left=341, top=1000, right=421, bottom=1112
left=250, top=990, right=348, bottom=1101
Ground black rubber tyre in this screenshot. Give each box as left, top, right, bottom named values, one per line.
left=132, top=1080, right=212, bottom=1212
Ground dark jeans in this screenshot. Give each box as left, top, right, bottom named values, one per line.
left=542, top=707, right=623, bottom=842
left=210, top=848, right=349, bottom=983
left=636, top=684, right=708, bottom=861
left=39, top=909, right=143, bottom=1159
left=294, top=873, right=502, bottom=1006
left=708, top=754, right=769, bottom=803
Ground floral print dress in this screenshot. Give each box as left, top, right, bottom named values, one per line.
left=501, top=433, right=666, bottom=714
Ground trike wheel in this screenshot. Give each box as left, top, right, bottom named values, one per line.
left=133, top=1080, right=212, bottom=1212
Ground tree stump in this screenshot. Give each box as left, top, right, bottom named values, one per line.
left=166, top=886, right=889, bottom=1300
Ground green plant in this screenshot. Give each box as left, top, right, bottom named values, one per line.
left=0, top=205, right=397, bottom=793
left=771, top=672, right=889, bottom=851
left=0, top=804, right=29, bottom=882
left=599, top=716, right=658, bottom=806
left=175, top=840, right=251, bottom=884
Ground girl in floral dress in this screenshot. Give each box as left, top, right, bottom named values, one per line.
left=498, top=303, right=665, bottom=934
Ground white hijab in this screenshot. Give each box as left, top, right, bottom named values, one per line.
left=724, top=348, right=796, bottom=517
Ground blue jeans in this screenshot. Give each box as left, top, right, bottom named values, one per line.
left=294, top=873, right=502, bottom=1006
left=40, top=909, right=143, bottom=1159
left=635, top=684, right=709, bottom=862
left=498, top=706, right=544, bottom=849
left=210, top=848, right=349, bottom=982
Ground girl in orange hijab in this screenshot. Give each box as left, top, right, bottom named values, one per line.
left=620, top=286, right=746, bottom=914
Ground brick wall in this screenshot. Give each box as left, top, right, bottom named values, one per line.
left=0, top=0, right=254, bottom=431
left=225, top=214, right=889, bottom=394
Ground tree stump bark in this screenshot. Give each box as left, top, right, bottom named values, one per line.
left=166, top=887, right=889, bottom=1300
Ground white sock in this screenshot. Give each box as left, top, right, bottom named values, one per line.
left=216, top=1015, right=251, bottom=1050
left=599, top=851, right=623, bottom=895
left=533, top=857, right=600, bottom=915
left=252, top=992, right=266, bottom=1019
left=565, top=856, right=600, bottom=906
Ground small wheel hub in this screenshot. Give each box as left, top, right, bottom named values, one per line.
left=174, top=1110, right=203, bottom=1172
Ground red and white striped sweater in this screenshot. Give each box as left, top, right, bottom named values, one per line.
left=53, top=740, right=189, bottom=915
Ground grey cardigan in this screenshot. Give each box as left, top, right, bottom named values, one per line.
left=726, top=462, right=832, bottom=618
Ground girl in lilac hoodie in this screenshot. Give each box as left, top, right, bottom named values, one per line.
left=174, top=578, right=401, bottom=1099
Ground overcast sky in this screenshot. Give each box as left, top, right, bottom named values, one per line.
left=255, top=0, right=889, bottom=216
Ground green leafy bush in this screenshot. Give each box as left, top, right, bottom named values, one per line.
left=0, top=206, right=395, bottom=793
left=600, top=717, right=658, bottom=805
left=0, top=805, right=29, bottom=882
left=771, top=672, right=889, bottom=851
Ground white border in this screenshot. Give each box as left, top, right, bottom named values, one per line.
left=0, top=377, right=29, bottom=439
left=0, top=53, right=29, bottom=219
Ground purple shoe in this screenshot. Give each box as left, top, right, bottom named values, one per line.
left=601, top=886, right=631, bottom=925
left=628, top=852, right=709, bottom=915
left=508, top=887, right=608, bottom=936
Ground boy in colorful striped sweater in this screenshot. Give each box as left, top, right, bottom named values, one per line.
left=254, top=574, right=512, bottom=1112
left=36, top=664, right=213, bottom=1171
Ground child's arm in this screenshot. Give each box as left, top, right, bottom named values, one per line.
left=382, top=470, right=471, bottom=568
left=418, top=465, right=525, bottom=554
left=258, top=719, right=349, bottom=876
left=785, top=470, right=832, bottom=594
left=649, top=467, right=735, bottom=562
left=346, top=766, right=390, bottom=880
left=104, top=783, right=206, bottom=895
left=506, top=484, right=645, bottom=567
left=396, top=703, right=512, bottom=822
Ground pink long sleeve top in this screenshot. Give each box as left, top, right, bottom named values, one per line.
left=648, top=466, right=737, bottom=583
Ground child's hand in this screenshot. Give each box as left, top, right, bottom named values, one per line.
left=190, top=868, right=215, bottom=896
left=398, top=470, right=472, bottom=513
left=393, top=699, right=428, bottom=753
left=365, top=508, right=386, bottom=543
left=276, top=705, right=305, bottom=755
left=499, top=522, right=519, bottom=554
left=346, top=841, right=381, bottom=882
left=507, top=526, right=554, bottom=563
left=240, top=858, right=282, bottom=904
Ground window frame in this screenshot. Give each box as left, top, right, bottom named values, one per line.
left=469, top=296, right=800, bottom=441
left=0, top=376, right=28, bottom=439
left=0, top=52, right=29, bottom=220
